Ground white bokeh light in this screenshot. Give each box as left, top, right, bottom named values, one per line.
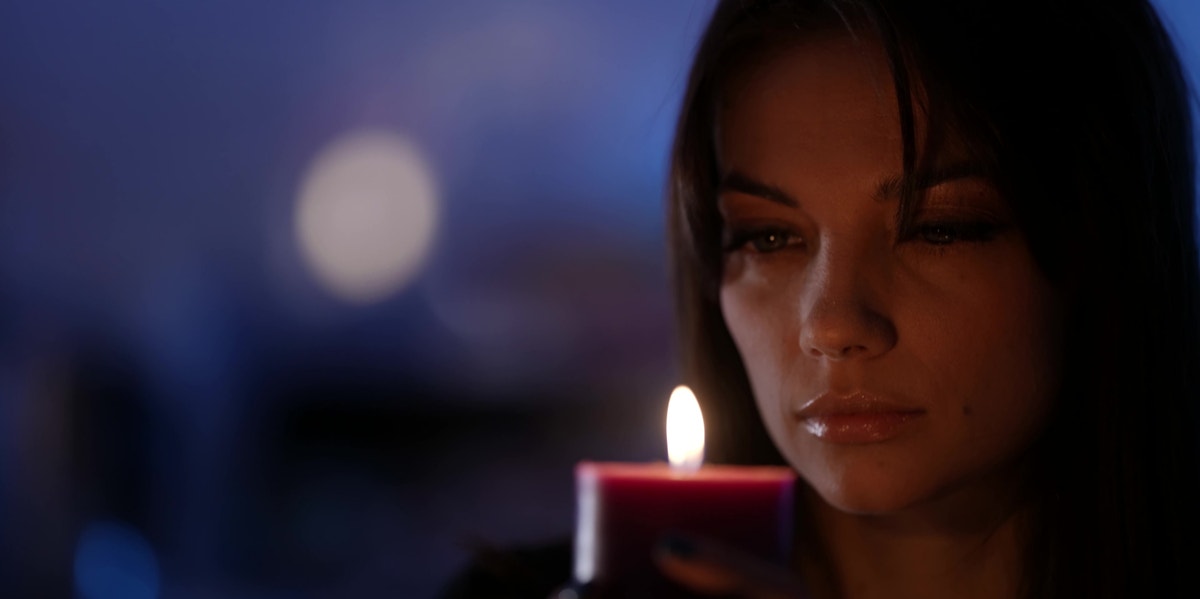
left=294, top=130, right=438, bottom=305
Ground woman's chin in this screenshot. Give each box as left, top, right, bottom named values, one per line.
left=815, top=491, right=910, bottom=516
left=803, top=472, right=932, bottom=516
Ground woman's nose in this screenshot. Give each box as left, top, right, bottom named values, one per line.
left=797, top=251, right=897, bottom=361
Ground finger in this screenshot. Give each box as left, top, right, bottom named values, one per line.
left=654, top=534, right=807, bottom=599
left=656, top=535, right=741, bottom=595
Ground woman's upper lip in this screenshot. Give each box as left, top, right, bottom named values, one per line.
left=795, top=391, right=925, bottom=418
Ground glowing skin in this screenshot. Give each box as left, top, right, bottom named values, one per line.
left=717, top=34, right=1064, bottom=518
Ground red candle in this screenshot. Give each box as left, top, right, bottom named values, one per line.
left=570, top=387, right=796, bottom=596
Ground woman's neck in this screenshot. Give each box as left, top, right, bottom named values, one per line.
left=796, top=475, right=1028, bottom=599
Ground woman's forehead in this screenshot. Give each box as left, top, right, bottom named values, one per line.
left=714, top=31, right=978, bottom=182
left=717, top=30, right=893, bottom=108
left=716, top=36, right=900, bottom=165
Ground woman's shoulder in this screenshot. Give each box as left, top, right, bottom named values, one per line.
left=438, top=538, right=572, bottom=599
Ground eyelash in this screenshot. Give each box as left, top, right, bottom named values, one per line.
left=722, top=226, right=802, bottom=254
left=721, top=221, right=1004, bottom=254
left=909, top=220, right=1004, bottom=246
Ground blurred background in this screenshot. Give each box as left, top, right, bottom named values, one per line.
left=1, top=1, right=1199, bottom=597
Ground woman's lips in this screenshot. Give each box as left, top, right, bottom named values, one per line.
left=795, top=392, right=925, bottom=444
left=800, top=412, right=924, bottom=443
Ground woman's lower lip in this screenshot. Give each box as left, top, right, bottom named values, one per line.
left=800, top=412, right=923, bottom=444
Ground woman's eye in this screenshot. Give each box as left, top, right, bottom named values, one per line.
left=723, top=228, right=800, bottom=253
left=913, top=221, right=1002, bottom=245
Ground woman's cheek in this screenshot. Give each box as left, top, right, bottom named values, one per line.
left=924, top=257, right=1062, bottom=460
left=720, top=279, right=788, bottom=389
left=722, top=259, right=804, bottom=346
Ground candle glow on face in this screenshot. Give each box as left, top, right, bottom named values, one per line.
left=667, top=385, right=705, bottom=473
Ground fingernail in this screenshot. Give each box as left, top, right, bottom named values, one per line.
left=659, top=534, right=697, bottom=558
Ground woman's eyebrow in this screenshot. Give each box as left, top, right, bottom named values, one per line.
left=719, top=163, right=988, bottom=208
left=718, top=170, right=798, bottom=207
left=874, top=162, right=989, bottom=201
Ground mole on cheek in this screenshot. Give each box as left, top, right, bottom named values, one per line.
left=962, top=405, right=973, bottom=416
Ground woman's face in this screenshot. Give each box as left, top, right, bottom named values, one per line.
left=717, top=34, right=1063, bottom=515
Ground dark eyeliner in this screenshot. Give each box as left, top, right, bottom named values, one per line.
left=911, top=220, right=1007, bottom=245
left=722, top=225, right=796, bottom=253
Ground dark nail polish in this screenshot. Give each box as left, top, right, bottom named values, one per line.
left=659, top=534, right=697, bottom=558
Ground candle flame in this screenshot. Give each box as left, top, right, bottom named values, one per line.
left=667, top=385, right=704, bottom=473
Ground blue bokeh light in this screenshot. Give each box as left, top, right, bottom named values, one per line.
left=73, top=521, right=160, bottom=599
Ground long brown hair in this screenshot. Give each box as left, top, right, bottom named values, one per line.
left=667, top=1, right=1200, bottom=596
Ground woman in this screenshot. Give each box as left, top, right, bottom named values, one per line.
left=660, top=0, right=1200, bottom=598
left=443, top=0, right=1200, bottom=597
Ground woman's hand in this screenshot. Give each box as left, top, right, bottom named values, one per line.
left=655, top=534, right=810, bottom=599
